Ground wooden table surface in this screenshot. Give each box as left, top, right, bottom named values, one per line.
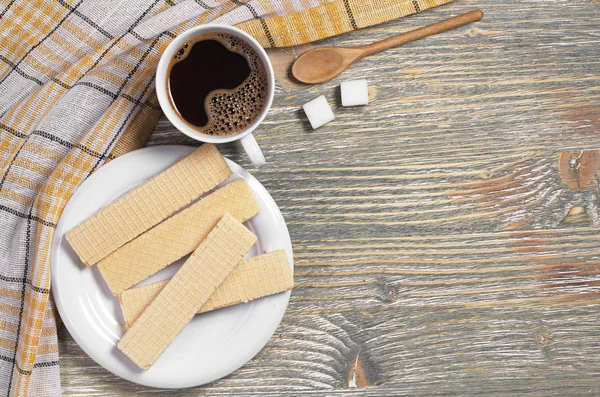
left=58, top=0, right=600, bottom=395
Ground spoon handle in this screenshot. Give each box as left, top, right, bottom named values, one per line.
left=359, top=10, right=484, bottom=57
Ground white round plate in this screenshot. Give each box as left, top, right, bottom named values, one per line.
left=51, top=145, right=293, bottom=388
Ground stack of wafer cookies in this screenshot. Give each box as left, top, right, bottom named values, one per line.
left=98, top=178, right=261, bottom=295
left=118, top=213, right=257, bottom=369
left=65, top=145, right=294, bottom=370
left=119, top=250, right=293, bottom=329
left=66, top=144, right=232, bottom=266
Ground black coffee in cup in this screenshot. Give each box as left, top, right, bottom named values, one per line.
left=166, top=33, right=268, bottom=136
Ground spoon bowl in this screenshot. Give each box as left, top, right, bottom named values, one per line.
left=291, top=47, right=362, bottom=84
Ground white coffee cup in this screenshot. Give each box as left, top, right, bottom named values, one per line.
left=156, top=25, right=274, bottom=167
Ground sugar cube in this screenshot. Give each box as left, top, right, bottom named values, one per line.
left=341, top=79, right=369, bottom=106
left=303, top=95, right=335, bottom=129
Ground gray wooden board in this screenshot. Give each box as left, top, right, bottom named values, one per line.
left=59, top=0, right=600, bottom=395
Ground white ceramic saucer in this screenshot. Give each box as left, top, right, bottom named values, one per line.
left=51, top=145, right=293, bottom=388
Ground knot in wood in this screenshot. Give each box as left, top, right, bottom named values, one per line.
left=537, top=332, right=551, bottom=350
left=568, top=154, right=581, bottom=171
left=558, top=150, right=600, bottom=189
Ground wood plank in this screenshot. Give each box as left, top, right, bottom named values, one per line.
left=59, top=0, right=600, bottom=395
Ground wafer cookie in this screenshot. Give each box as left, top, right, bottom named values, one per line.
left=66, top=144, right=231, bottom=266
left=117, top=213, right=256, bottom=370
left=120, top=250, right=293, bottom=328
left=98, top=178, right=259, bottom=295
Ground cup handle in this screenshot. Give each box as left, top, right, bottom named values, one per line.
left=240, top=133, right=266, bottom=168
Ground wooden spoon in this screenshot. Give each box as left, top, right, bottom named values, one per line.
left=291, top=10, right=484, bottom=84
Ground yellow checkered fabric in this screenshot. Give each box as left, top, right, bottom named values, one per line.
left=0, top=0, right=452, bottom=395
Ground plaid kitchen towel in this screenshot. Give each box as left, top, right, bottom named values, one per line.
left=0, top=0, right=452, bottom=395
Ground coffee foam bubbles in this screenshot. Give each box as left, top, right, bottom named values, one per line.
left=170, top=33, right=268, bottom=136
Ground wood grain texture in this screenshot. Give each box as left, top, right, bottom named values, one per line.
left=59, top=0, right=600, bottom=395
